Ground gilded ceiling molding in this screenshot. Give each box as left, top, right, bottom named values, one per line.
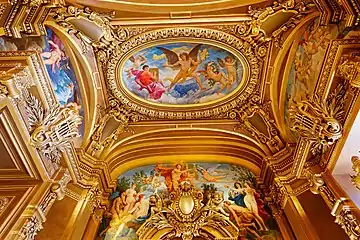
left=338, top=54, right=360, bottom=88
left=351, top=156, right=360, bottom=191
left=307, top=172, right=360, bottom=239
left=0, top=0, right=64, bottom=38
left=235, top=0, right=315, bottom=48
left=25, top=93, right=82, bottom=164
left=313, top=0, right=360, bottom=27
left=86, top=97, right=145, bottom=158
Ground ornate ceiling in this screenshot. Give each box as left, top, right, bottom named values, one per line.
left=0, top=0, right=360, bottom=239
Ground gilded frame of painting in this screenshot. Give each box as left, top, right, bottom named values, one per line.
left=107, top=27, right=264, bottom=120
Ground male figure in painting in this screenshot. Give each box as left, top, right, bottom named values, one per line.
left=164, top=52, right=205, bottom=90
left=171, top=164, right=189, bottom=191
left=127, top=65, right=165, bottom=100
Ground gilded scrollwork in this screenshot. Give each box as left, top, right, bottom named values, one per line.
left=235, top=0, right=314, bottom=48
left=337, top=54, right=360, bottom=88
left=25, top=93, right=82, bottom=163
left=137, top=182, right=238, bottom=240
left=288, top=82, right=347, bottom=155
left=351, top=156, right=360, bottom=191
left=89, top=98, right=145, bottom=156
left=53, top=6, right=125, bottom=64
left=331, top=198, right=360, bottom=240
left=228, top=94, right=284, bottom=153
left=19, top=214, right=43, bottom=240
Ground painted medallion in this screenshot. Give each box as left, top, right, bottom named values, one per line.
left=97, top=163, right=283, bottom=240
left=121, top=42, right=244, bottom=105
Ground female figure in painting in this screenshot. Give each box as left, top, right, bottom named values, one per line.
left=243, top=183, right=269, bottom=231
left=127, top=65, right=165, bottom=100
left=225, top=182, right=246, bottom=207
left=225, top=182, right=268, bottom=231
left=123, top=183, right=138, bottom=212
left=129, top=194, right=149, bottom=218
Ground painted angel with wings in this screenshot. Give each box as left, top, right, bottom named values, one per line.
left=159, top=44, right=206, bottom=90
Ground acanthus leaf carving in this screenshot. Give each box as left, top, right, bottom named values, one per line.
left=25, top=93, right=82, bottom=163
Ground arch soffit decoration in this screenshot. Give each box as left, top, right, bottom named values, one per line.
left=106, top=128, right=267, bottom=180
left=270, top=13, right=319, bottom=142
left=45, top=22, right=101, bottom=147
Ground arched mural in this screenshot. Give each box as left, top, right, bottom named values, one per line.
left=0, top=27, right=85, bottom=136
left=121, top=42, right=244, bottom=105
left=97, top=163, right=282, bottom=240
left=284, top=18, right=341, bottom=140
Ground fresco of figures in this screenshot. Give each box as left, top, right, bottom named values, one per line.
left=121, top=43, right=244, bottom=105
left=97, top=163, right=282, bottom=240
left=284, top=18, right=340, bottom=140
left=0, top=27, right=84, bottom=136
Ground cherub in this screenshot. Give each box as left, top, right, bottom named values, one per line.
left=198, top=62, right=228, bottom=93
left=41, top=39, right=66, bottom=73
left=159, top=44, right=205, bottom=90
left=218, top=56, right=237, bottom=84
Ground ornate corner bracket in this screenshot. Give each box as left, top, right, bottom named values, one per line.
left=227, top=94, right=285, bottom=154
left=52, top=6, right=126, bottom=65
left=87, top=98, right=146, bottom=158
left=337, top=54, right=360, bottom=88
left=235, top=0, right=315, bottom=48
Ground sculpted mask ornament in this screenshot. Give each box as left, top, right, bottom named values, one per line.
left=25, top=94, right=82, bottom=163
left=288, top=83, right=346, bottom=154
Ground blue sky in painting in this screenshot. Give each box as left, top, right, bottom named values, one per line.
left=43, top=28, right=84, bottom=135
left=115, top=163, right=253, bottom=201
left=122, top=42, right=244, bottom=104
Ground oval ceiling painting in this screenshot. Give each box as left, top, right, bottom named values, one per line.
left=121, top=42, right=245, bottom=105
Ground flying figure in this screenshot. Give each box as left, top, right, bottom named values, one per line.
left=159, top=44, right=206, bottom=90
